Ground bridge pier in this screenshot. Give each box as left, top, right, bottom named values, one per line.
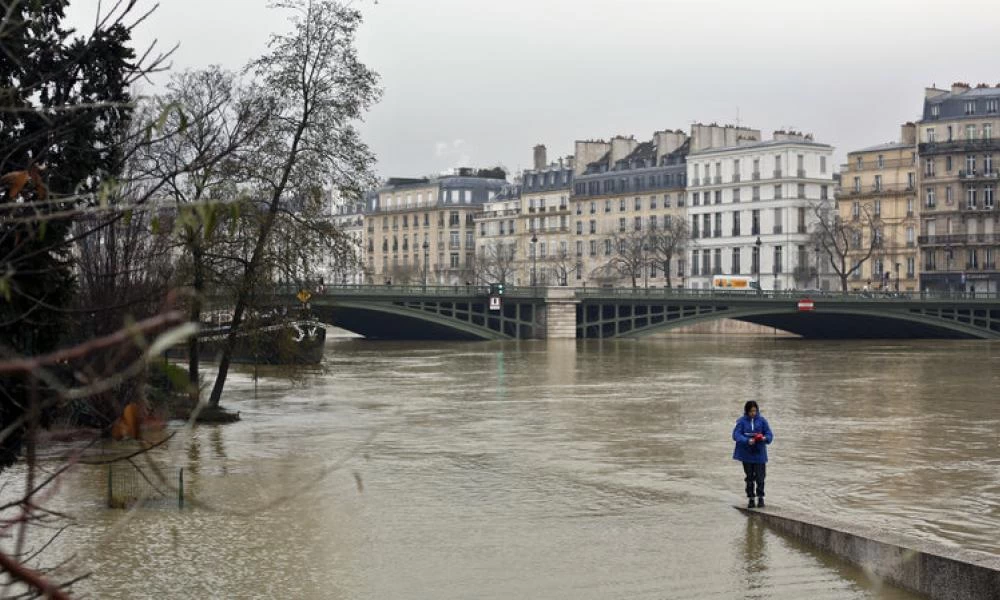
left=539, top=288, right=580, bottom=339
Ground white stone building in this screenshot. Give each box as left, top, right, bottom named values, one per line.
left=685, top=132, right=836, bottom=290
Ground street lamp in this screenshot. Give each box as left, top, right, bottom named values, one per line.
left=895, top=261, right=901, bottom=292
left=422, top=240, right=429, bottom=288
left=531, top=232, right=538, bottom=287
left=754, top=236, right=762, bottom=291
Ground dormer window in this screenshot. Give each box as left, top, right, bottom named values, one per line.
left=965, top=101, right=976, bottom=116
left=931, top=104, right=940, bottom=118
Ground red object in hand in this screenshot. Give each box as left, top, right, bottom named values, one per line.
left=753, top=433, right=765, bottom=442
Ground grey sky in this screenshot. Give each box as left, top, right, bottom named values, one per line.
left=67, top=0, right=1000, bottom=180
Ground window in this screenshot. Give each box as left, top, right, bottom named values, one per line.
left=856, top=156, right=863, bottom=170
left=576, top=221, right=583, bottom=235
left=619, top=198, right=626, bottom=212
left=589, top=220, right=596, bottom=234
left=773, top=246, right=783, bottom=274
left=714, top=213, right=722, bottom=237
left=751, top=245, right=759, bottom=275
left=650, top=215, right=658, bottom=230
left=874, top=175, right=882, bottom=191
left=874, top=198, right=881, bottom=217
left=821, top=185, right=829, bottom=200
left=732, top=248, right=741, bottom=274
left=752, top=186, right=760, bottom=201
left=733, top=188, right=741, bottom=203
left=907, top=256, right=915, bottom=277
left=589, top=240, right=597, bottom=256
left=853, top=177, right=861, bottom=193
left=797, top=183, right=806, bottom=199
left=590, top=201, right=596, bottom=214
left=693, top=192, right=700, bottom=206
left=714, top=190, right=722, bottom=204
left=926, top=188, right=936, bottom=208
left=752, top=158, right=760, bottom=179
left=751, top=210, right=760, bottom=235
left=635, top=197, right=642, bottom=210
left=604, top=200, right=611, bottom=213
left=634, top=216, right=642, bottom=231
left=576, top=241, right=583, bottom=257
left=985, top=185, right=995, bottom=209
left=797, top=207, right=806, bottom=233
left=539, top=242, right=547, bottom=258
left=650, top=196, right=657, bottom=209
left=691, top=213, right=700, bottom=237
left=946, top=156, right=953, bottom=172
left=931, top=104, right=940, bottom=118
left=907, top=173, right=915, bottom=190
left=988, top=99, right=999, bottom=114
left=987, top=154, right=995, bottom=174
left=702, top=249, right=710, bottom=275
left=906, top=197, right=914, bottom=216
left=924, top=158, right=935, bottom=177
left=906, top=226, right=915, bottom=246
left=820, top=156, right=827, bottom=174
left=852, top=201, right=860, bottom=220
left=450, top=253, right=460, bottom=268
left=732, top=211, right=741, bottom=236
left=449, top=231, right=460, bottom=247
left=966, top=154, right=977, bottom=174
left=702, top=214, right=711, bottom=238
left=947, top=125, right=954, bottom=141
left=663, top=194, right=672, bottom=208
left=985, top=123, right=993, bottom=141
left=691, top=252, right=700, bottom=277
left=965, top=101, right=976, bottom=116
left=926, top=128, right=936, bottom=143
left=966, top=124, right=977, bottom=141
left=945, top=186, right=953, bottom=205
left=713, top=248, right=722, bottom=274
left=772, top=208, right=783, bottom=233
left=604, top=239, right=612, bottom=256
left=449, top=211, right=460, bottom=226
left=967, top=187, right=978, bottom=210
left=619, top=217, right=626, bottom=232
left=774, top=185, right=782, bottom=200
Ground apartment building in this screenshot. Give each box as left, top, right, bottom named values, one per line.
left=364, top=170, right=506, bottom=285
left=917, top=83, right=1000, bottom=293
left=474, top=180, right=522, bottom=283
left=686, top=131, right=834, bottom=291
left=837, top=125, right=919, bottom=291
left=326, top=192, right=369, bottom=284
left=570, top=130, right=691, bottom=286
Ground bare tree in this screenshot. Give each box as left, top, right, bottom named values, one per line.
left=477, top=239, right=517, bottom=284
left=206, top=0, right=381, bottom=408
left=603, top=229, right=651, bottom=288
left=544, top=243, right=576, bottom=286
left=811, top=200, right=881, bottom=292
left=646, top=218, right=690, bottom=288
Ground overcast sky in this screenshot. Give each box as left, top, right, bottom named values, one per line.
left=67, top=0, right=1000, bottom=180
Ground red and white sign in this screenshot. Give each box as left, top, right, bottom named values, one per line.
left=797, top=298, right=815, bottom=312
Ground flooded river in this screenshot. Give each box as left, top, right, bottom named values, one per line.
left=6, top=334, right=1000, bottom=598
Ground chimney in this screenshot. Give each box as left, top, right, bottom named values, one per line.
left=610, top=135, right=638, bottom=164
left=951, top=82, right=970, bottom=95
left=900, top=122, right=917, bottom=145
left=533, top=144, right=547, bottom=171
left=573, top=140, right=611, bottom=176
left=654, top=130, right=687, bottom=162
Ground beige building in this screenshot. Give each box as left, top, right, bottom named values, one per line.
left=364, top=170, right=506, bottom=285
left=837, top=124, right=919, bottom=291
left=917, top=83, right=1000, bottom=293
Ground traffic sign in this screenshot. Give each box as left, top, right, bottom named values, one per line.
left=489, top=296, right=501, bottom=311
left=297, top=289, right=312, bottom=304
left=797, top=298, right=815, bottom=312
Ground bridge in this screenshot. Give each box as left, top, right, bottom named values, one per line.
left=257, top=285, right=1000, bottom=341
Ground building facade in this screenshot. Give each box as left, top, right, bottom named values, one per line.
left=917, top=83, right=1000, bottom=293
left=364, top=170, right=506, bottom=285
left=837, top=125, right=919, bottom=292
left=570, top=131, right=691, bottom=287
left=686, top=131, right=835, bottom=291
left=327, top=192, right=369, bottom=285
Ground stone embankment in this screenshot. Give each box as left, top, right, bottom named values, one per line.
left=740, top=505, right=1000, bottom=600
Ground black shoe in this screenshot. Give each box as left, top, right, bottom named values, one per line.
left=748, top=498, right=756, bottom=509
left=757, top=498, right=765, bottom=508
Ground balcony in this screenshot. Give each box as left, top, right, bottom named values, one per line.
left=732, top=174, right=741, bottom=183
left=959, top=169, right=1000, bottom=180
left=797, top=169, right=806, bottom=178
left=773, top=170, right=783, bottom=179
left=919, top=139, right=1000, bottom=155
left=713, top=176, right=722, bottom=184
left=918, top=233, right=1000, bottom=245
left=752, top=172, right=761, bottom=181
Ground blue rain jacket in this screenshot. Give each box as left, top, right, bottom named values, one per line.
left=732, top=414, right=773, bottom=464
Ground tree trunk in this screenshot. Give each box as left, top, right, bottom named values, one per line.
left=664, top=259, right=672, bottom=288
left=207, top=119, right=308, bottom=408
left=187, top=243, right=204, bottom=401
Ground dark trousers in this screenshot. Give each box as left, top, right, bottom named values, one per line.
left=742, top=462, right=766, bottom=498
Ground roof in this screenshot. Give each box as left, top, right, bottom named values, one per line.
left=689, top=138, right=832, bottom=156
left=849, top=142, right=914, bottom=154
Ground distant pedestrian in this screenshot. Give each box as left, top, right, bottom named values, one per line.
left=732, top=400, right=773, bottom=509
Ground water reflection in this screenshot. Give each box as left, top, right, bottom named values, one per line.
left=742, top=517, right=768, bottom=597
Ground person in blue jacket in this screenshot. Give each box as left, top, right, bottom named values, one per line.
left=732, top=400, right=773, bottom=508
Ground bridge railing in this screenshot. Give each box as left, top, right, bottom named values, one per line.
left=277, top=284, right=1000, bottom=303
